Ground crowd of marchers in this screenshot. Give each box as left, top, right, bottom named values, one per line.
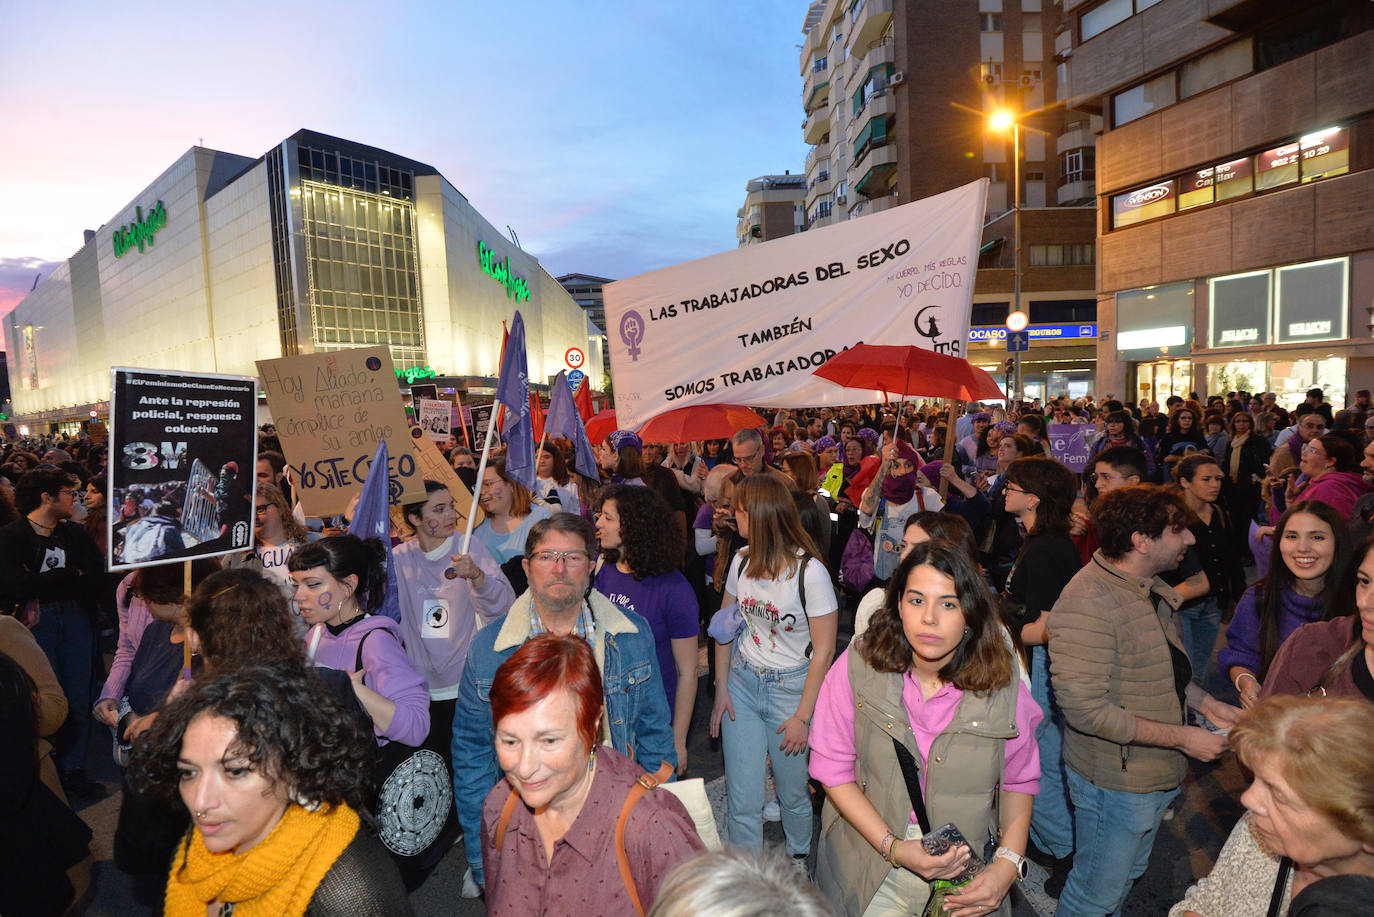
left=2, top=386, right=1373, bottom=917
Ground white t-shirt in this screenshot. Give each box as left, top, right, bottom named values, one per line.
left=726, top=550, right=837, bottom=670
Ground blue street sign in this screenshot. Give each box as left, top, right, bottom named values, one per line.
left=969, top=323, right=1098, bottom=342
left=1007, top=331, right=1030, bottom=352
left=567, top=369, right=586, bottom=389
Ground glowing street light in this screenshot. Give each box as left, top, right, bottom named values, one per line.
left=988, top=109, right=1024, bottom=403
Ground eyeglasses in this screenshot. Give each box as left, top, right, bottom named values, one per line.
left=529, top=550, right=592, bottom=567
left=254, top=504, right=271, bottom=516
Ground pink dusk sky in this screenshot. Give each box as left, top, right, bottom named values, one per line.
left=0, top=0, right=809, bottom=317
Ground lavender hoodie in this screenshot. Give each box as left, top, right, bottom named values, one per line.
left=1218, top=583, right=1326, bottom=677
left=392, top=535, right=514, bottom=699
left=305, top=613, right=430, bottom=746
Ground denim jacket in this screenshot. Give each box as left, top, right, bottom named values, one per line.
left=451, top=588, right=676, bottom=882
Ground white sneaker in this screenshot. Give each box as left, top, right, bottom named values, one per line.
left=763, top=800, right=781, bottom=822
left=461, top=867, right=482, bottom=899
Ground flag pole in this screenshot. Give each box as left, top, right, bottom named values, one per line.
left=461, top=403, right=501, bottom=554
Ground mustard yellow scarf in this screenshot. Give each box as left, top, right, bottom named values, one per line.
left=165, top=802, right=359, bottom=917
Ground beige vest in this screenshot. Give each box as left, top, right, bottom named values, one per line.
left=815, top=647, right=1020, bottom=917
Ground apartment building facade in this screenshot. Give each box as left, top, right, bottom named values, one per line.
left=800, top=0, right=1102, bottom=400
left=735, top=173, right=808, bottom=246
left=1065, top=0, right=1374, bottom=406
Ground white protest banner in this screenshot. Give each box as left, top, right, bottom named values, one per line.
left=604, top=179, right=987, bottom=429
left=418, top=398, right=451, bottom=441
left=257, top=346, right=427, bottom=517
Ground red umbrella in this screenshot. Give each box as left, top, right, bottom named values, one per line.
left=811, top=344, right=1005, bottom=402
left=585, top=408, right=618, bottom=444
left=637, top=403, right=768, bottom=444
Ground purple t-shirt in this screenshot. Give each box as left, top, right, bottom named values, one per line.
left=594, top=564, right=699, bottom=717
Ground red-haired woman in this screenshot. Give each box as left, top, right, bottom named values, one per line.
left=482, top=635, right=704, bottom=917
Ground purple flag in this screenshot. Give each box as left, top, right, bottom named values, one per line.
left=347, top=439, right=401, bottom=622
left=495, top=310, right=535, bottom=488
left=545, top=370, right=599, bottom=479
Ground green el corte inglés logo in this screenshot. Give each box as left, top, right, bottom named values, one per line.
left=113, top=201, right=168, bottom=257
left=477, top=240, right=531, bottom=302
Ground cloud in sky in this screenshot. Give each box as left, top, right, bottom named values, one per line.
left=0, top=0, right=812, bottom=290
left=0, top=257, right=63, bottom=319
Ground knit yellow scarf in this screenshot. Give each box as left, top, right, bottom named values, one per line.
left=164, top=802, right=359, bottom=917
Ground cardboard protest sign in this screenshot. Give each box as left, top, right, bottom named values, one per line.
left=256, top=346, right=426, bottom=517
left=405, top=426, right=484, bottom=529
left=108, top=368, right=258, bottom=570
left=418, top=398, right=451, bottom=441
left=1048, top=423, right=1092, bottom=473
left=603, top=179, right=987, bottom=428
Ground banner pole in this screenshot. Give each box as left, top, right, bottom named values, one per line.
left=182, top=560, right=193, bottom=678
left=461, top=404, right=501, bottom=555
left=939, top=399, right=961, bottom=501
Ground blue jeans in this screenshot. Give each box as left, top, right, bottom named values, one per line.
left=1027, top=645, right=1074, bottom=859
left=1177, top=598, right=1221, bottom=686
left=1057, top=768, right=1179, bottom=917
left=721, top=653, right=812, bottom=855
left=31, top=600, right=94, bottom=773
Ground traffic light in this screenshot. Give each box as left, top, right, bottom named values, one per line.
left=1003, top=358, right=1015, bottom=374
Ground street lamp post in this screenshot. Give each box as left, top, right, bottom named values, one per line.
left=989, top=110, right=1023, bottom=404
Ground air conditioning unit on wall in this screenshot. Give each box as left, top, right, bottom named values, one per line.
left=891, top=71, right=906, bottom=85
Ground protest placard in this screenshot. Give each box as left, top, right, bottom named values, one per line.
left=469, top=403, right=494, bottom=450
left=257, top=346, right=426, bottom=517
left=405, top=426, right=484, bottom=528
left=418, top=398, right=451, bottom=441
left=603, top=179, right=987, bottom=428
left=108, top=367, right=258, bottom=570
left=1048, top=423, right=1093, bottom=473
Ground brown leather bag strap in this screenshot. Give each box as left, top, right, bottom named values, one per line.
left=614, top=760, right=674, bottom=917
left=493, top=785, right=521, bottom=851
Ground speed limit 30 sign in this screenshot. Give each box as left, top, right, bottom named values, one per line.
left=564, top=347, right=586, bottom=370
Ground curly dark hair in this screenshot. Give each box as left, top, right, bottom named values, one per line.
left=130, top=659, right=374, bottom=813
left=859, top=541, right=1012, bottom=693
left=188, top=569, right=303, bottom=673
left=1091, top=484, right=1194, bottom=559
left=595, top=483, right=683, bottom=579
left=130, top=556, right=221, bottom=606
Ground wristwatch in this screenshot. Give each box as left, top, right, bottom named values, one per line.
left=994, top=846, right=1029, bottom=880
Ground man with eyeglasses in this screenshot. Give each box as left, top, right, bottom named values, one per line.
left=0, top=468, right=105, bottom=803
left=451, top=512, right=675, bottom=896
left=1071, top=445, right=1149, bottom=564
left=1265, top=411, right=1325, bottom=516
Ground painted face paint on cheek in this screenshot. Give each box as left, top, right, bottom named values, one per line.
left=318, top=592, right=333, bottom=609
left=427, top=520, right=439, bottom=535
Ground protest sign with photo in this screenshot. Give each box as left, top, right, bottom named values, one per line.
left=257, top=346, right=427, bottom=517
left=108, top=367, right=258, bottom=570
left=469, top=402, right=494, bottom=448
left=1048, top=423, right=1093, bottom=473
left=603, top=179, right=987, bottom=428
left=418, top=398, right=451, bottom=441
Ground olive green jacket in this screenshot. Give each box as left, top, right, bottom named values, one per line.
left=815, top=645, right=1020, bottom=917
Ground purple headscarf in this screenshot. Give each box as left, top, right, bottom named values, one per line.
left=881, top=440, right=923, bottom=504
